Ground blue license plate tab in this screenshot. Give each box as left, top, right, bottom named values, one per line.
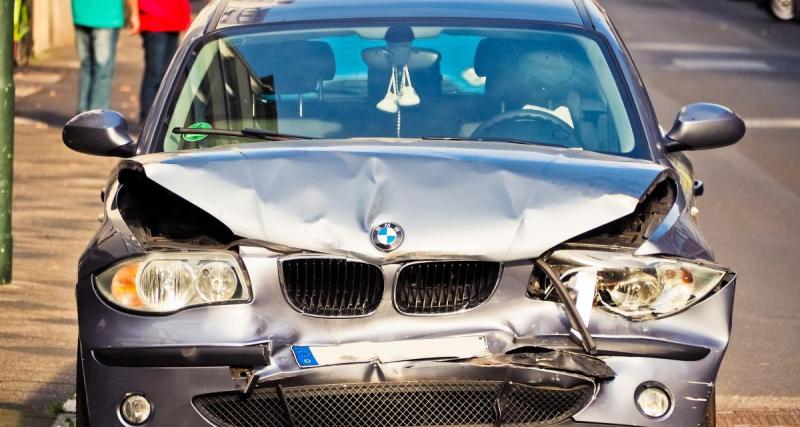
left=291, top=345, right=319, bottom=367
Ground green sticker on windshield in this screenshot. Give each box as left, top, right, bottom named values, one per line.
left=182, top=122, right=212, bottom=142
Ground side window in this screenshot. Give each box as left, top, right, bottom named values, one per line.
left=165, top=40, right=263, bottom=151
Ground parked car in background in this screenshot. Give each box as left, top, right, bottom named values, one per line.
left=63, top=0, right=745, bottom=425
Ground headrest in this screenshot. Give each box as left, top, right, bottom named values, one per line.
left=251, top=40, right=335, bottom=94
left=517, top=50, right=575, bottom=86
left=474, top=38, right=521, bottom=78
left=475, top=38, right=575, bottom=86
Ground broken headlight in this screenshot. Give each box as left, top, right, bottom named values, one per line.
left=95, top=252, right=251, bottom=313
left=536, top=250, right=726, bottom=320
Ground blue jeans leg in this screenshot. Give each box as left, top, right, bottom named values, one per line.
left=75, top=26, right=119, bottom=112
left=89, top=28, right=120, bottom=111
left=75, top=25, right=93, bottom=113
left=140, top=31, right=179, bottom=122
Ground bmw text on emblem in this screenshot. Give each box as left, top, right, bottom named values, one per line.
left=370, top=222, right=404, bottom=252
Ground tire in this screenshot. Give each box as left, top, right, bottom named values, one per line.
left=771, top=0, right=796, bottom=20
left=701, top=389, right=716, bottom=427
left=76, top=343, right=90, bottom=427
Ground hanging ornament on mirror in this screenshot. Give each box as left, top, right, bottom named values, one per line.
left=398, top=65, right=420, bottom=107
left=377, top=69, right=399, bottom=113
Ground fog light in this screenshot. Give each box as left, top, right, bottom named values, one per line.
left=636, top=385, right=671, bottom=418
left=120, top=394, right=151, bottom=425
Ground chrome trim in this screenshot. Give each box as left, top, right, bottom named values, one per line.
left=392, top=260, right=504, bottom=316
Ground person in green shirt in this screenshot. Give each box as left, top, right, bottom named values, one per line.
left=71, top=0, right=139, bottom=113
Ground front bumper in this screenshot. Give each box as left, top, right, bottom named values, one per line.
left=77, top=248, right=734, bottom=426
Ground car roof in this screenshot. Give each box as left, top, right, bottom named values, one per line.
left=211, top=0, right=590, bottom=30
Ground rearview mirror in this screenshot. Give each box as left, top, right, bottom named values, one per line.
left=62, top=110, right=136, bottom=157
left=665, top=103, right=745, bottom=152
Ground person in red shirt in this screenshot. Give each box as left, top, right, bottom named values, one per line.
left=129, top=0, right=191, bottom=123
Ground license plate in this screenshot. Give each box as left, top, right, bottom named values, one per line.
left=291, top=336, right=489, bottom=368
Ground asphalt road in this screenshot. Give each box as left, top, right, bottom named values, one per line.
left=602, top=0, right=800, bottom=401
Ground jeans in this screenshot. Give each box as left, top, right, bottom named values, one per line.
left=140, top=31, right=179, bottom=123
left=75, top=26, right=119, bottom=113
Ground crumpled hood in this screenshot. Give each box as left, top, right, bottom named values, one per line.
left=139, top=140, right=666, bottom=262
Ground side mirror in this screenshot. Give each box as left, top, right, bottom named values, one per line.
left=62, top=110, right=136, bottom=157
left=665, top=103, right=746, bottom=152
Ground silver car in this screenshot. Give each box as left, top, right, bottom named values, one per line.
left=64, top=0, right=745, bottom=425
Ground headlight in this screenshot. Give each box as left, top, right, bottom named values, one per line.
left=540, top=250, right=726, bottom=320
left=95, top=252, right=251, bottom=313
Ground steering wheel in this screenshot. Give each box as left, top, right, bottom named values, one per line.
left=471, top=109, right=580, bottom=148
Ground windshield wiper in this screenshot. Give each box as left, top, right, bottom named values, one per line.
left=422, top=135, right=570, bottom=149
left=172, top=127, right=313, bottom=141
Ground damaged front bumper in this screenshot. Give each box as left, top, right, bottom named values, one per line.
left=78, top=247, right=734, bottom=426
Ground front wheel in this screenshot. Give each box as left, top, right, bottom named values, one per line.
left=771, top=0, right=796, bottom=21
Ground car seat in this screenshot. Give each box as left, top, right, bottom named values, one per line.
left=246, top=40, right=336, bottom=114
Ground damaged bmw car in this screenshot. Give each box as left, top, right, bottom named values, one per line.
left=63, top=0, right=746, bottom=426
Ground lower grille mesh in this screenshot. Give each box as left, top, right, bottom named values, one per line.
left=194, top=381, right=593, bottom=427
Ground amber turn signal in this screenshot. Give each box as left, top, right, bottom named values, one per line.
left=110, top=262, right=143, bottom=309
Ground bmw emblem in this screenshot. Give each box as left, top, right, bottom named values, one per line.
left=370, top=222, right=404, bottom=252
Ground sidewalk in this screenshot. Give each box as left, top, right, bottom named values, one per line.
left=0, top=32, right=144, bottom=427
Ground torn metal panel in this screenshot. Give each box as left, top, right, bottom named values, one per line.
left=251, top=358, right=598, bottom=392
left=137, top=140, right=666, bottom=263
left=567, top=175, right=676, bottom=248
left=635, top=206, right=715, bottom=260
left=516, top=336, right=711, bottom=361
left=467, top=351, right=616, bottom=380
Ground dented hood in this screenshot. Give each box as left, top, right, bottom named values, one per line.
left=137, top=140, right=666, bottom=262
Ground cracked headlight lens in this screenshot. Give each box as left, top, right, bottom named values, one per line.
left=96, top=252, right=251, bottom=313
left=545, top=250, right=727, bottom=320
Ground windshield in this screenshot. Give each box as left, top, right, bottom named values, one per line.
left=163, top=23, right=644, bottom=157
